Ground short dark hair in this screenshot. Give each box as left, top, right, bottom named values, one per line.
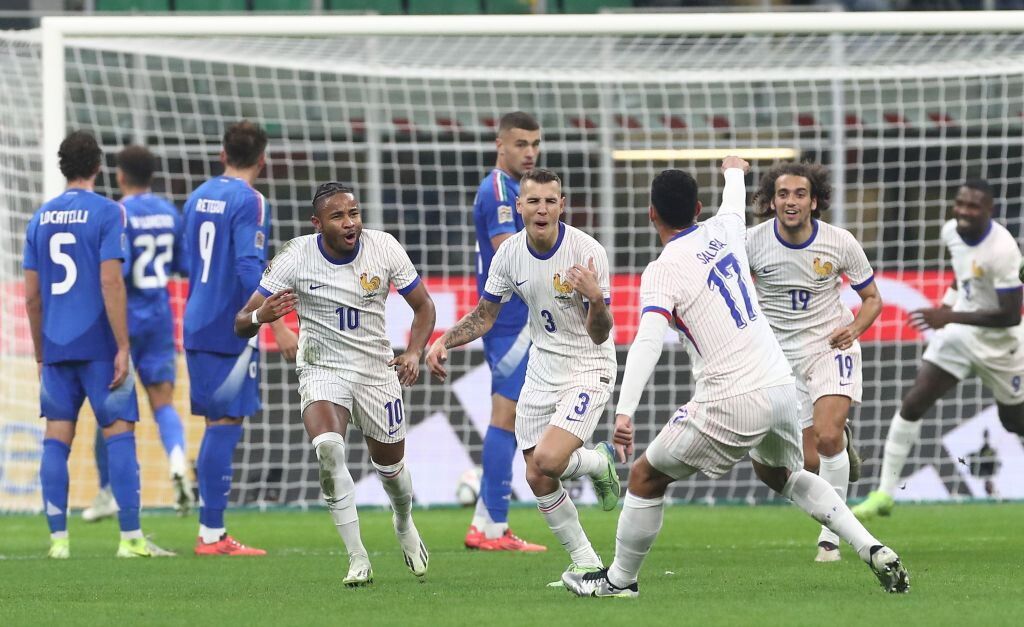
left=498, top=111, right=540, bottom=135
left=961, top=178, right=993, bottom=202
left=312, top=181, right=356, bottom=215
left=650, top=169, right=699, bottom=229
left=58, top=130, right=102, bottom=181
left=753, top=162, right=831, bottom=219
left=519, top=168, right=561, bottom=191
left=223, top=120, right=268, bottom=169
left=116, top=145, right=157, bottom=187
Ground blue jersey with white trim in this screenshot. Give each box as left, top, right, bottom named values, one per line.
left=123, top=193, right=184, bottom=335
left=473, top=169, right=528, bottom=335
left=182, top=176, right=269, bottom=355
left=23, top=189, right=127, bottom=364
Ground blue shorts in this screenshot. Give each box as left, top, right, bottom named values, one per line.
left=482, top=327, right=531, bottom=402
left=40, top=360, right=139, bottom=427
left=186, top=348, right=260, bottom=419
left=130, top=316, right=176, bottom=387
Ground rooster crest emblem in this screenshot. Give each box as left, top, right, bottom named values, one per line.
left=552, top=273, right=574, bottom=300
left=971, top=261, right=984, bottom=278
left=812, top=257, right=834, bottom=277
left=360, top=272, right=382, bottom=298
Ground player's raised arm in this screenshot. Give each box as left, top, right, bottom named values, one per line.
left=425, top=297, right=503, bottom=382
left=234, top=288, right=298, bottom=338
left=717, top=156, right=751, bottom=218
left=390, top=281, right=437, bottom=387
left=566, top=252, right=613, bottom=345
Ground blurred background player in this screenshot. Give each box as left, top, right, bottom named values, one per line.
left=465, top=111, right=546, bottom=552
left=564, top=159, right=907, bottom=598
left=25, top=130, right=158, bottom=558
left=83, top=145, right=192, bottom=523
left=746, top=162, right=882, bottom=562
left=235, top=182, right=436, bottom=586
left=854, top=179, right=1024, bottom=519
left=428, top=169, right=620, bottom=586
left=183, top=120, right=298, bottom=556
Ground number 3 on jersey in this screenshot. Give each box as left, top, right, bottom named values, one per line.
left=707, top=252, right=757, bottom=329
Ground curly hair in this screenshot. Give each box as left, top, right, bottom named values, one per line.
left=58, top=130, right=102, bottom=181
left=752, top=162, right=831, bottom=219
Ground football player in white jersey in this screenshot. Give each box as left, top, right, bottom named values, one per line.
left=854, top=179, right=1024, bottom=519
left=426, top=168, right=621, bottom=585
left=563, top=158, right=908, bottom=598
left=746, top=162, right=883, bottom=562
left=234, top=182, right=437, bottom=586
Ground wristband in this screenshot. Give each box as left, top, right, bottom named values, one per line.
left=251, top=309, right=262, bottom=326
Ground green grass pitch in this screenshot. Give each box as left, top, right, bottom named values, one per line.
left=3, top=503, right=1022, bottom=626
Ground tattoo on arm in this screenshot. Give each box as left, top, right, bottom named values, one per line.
left=444, top=299, right=500, bottom=349
left=586, top=300, right=614, bottom=344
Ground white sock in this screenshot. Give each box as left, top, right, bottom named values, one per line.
left=168, top=445, right=187, bottom=478
left=374, top=459, right=414, bottom=534
left=120, top=529, right=144, bottom=541
left=607, top=492, right=664, bottom=587
left=471, top=496, right=494, bottom=530
left=878, top=412, right=923, bottom=496
left=312, top=432, right=367, bottom=559
left=560, top=447, right=607, bottom=481
left=199, top=524, right=224, bottom=544
left=784, top=470, right=880, bottom=562
left=536, top=485, right=600, bottom=567
left=51, top=531, right=68, bottom=540
left=816, top=449, right=850, bottom=546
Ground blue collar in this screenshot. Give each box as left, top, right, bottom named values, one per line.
left=774, top=218, right=819, bottom=250
left=527, top=221, right=565, bottom=260
left=959, top=220, right=993, bottom=247
left=318, top=233, right=360, bottom=265
left=668, top=223, right=700, bottom=242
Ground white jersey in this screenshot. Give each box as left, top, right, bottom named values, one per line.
left=639, top=170, right=792, bottom=403
left=258, top=229, right=421, bottom=384
left=746, top=218, right=875, bottom=359
left=483, top=222, right=617, bottom=391
left=942, top=218, right=1024, bottom=345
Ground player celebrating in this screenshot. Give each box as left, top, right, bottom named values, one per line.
left=83, top=145, right=192, bottom=523
left=183, top=120, right=298, bottom=556
left=746, top=162, right=882, bottom=562
left=25, top=131, right=154, bottom=558
left=563, top=159, right=908, bottom=598
left=427, top=168, right=620, bottom=585
left=235, top=182, right=436, bottom=586
left=465, top=111, right=546, bottom=552
left=854, top=179, right=1024, bottom=519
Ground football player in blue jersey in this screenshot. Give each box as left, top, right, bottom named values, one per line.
left=25, top=130, right=162, bottom=558
left=463, top=112, right=546, bottom=552
left=184, top=120, right=298, bottom=556
left=83, top=145, right=193, bottom=524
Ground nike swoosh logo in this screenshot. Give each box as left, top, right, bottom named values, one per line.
left=839, top=382, right=852, bottom=387
left=387, top=428, right=401, bottom=436
left=309, top=284, right=327, bottom=290
left=515, top=279, right=528, bottom=286
left=564, top=415, right=584, bottom=423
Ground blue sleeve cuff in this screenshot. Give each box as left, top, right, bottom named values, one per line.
left=487, top=224, right=517, bottom=239
left=642, top=306, right=673, bottom=322
left=257, top=285, right=273, bottom=297
left=604, top=297, right=612, bottom=305
left=852, top=274, right=875, bottom=291
left=481, top=290, right=502, bottom=303
left=398, top=275, right=421, bottom=296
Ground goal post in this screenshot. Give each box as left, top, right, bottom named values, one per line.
left=2, top=11, right=1024, bottom=512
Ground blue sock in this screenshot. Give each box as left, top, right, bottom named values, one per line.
left=40, top=439, right=71, bottom=534
left=198, top=424, right=243, bottom=529
left=93, top=429, right=109, bottom=490
left=480, top=425, right=517, bottom=524
left=153, top=404, right=186, bottom=459
left=105, top=432, right=141, bottom=532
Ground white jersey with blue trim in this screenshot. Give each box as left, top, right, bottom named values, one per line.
left=259, top=229, right=421, bottom=384
left=746, top=218, right=875, bottom=359
left=483, top=222, right=616, bottom=392
left=941, top=218, right=1024, bottom=346
left=639, top=169, right=793, bottom=403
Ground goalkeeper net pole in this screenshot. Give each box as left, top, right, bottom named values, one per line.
left=2, top=12, right=1023, bottom=511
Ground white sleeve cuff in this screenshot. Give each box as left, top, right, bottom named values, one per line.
left=614, top=312, right=669, bottom=418
left=717, top=168, right=747, bottom=217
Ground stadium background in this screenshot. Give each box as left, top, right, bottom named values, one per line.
left=1, top=4, right=1023, bottom=514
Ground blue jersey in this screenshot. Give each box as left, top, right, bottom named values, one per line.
left=23, top=189, right=127, bottom=364
left=123, top=192, right=184, bottom=335
left=473, top=169, right=528, bottom=335
left=182, top=176, right=268, bottom=355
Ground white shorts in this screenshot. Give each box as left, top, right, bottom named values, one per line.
left=515, top=372, right=613, bottom=451
left=790, top=344, right=863, bottom=430
left=297, top=366, right=406, bottom=443
left=923, top=324, right=1024, bottom=405
left=645, top=384, right=804, bottom=480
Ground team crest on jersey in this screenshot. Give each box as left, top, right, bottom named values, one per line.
left=971, top=260, right=984, bottom=278
left=812, top=257, right=834, bottom=279
left=552, top=273, right=574, bottom=300
left=255, top=231, right=265, bottom=250
left=497, top=205, right=514, bottom=224
left=360, top=272, right=382, bottom=299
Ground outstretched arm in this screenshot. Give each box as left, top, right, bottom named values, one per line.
left=425, top=298, right=502, bottom=382
left=911, top=287, right=1021, bottom=331
left=390, top=282, right=437, bottom=386
left=716, top=156, right=751, bottom=218
left=612, top=311, right=670, bottom=462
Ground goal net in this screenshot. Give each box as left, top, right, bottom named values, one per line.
left=2, top=13, right=1023, bottom=512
